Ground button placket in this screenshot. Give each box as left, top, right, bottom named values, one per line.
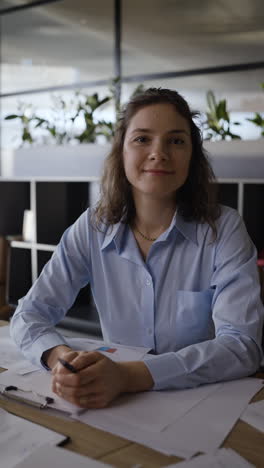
left=141, top=272, right=155, bottom=348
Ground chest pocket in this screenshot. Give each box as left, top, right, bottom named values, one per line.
left=169, top=289, right=215, bottom=349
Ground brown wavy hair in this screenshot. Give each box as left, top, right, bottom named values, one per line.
left=93, top=87, right=221, bottom=236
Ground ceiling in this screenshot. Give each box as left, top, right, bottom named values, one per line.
left=1, top=0, right=264, bottom=111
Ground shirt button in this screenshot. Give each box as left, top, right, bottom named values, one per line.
left=146, top=279, right=151, bottom=286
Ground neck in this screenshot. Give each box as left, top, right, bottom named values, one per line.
left=132, top=194, right=176, bottom=239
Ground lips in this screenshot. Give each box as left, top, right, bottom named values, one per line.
left=143, top=169, right=174, bottom=174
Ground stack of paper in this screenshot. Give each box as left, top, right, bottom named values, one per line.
left=76, top=378, right=263, bottom=458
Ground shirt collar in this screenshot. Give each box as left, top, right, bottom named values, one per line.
left=101, top=220, right=126, bottom=251
left=174, top=211, right=198, bottom=245
left=161, top=210, right=198, bottom=245
left=100, top=209, right=198, bottom=251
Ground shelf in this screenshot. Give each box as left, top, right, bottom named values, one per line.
left=10, top=241, right=56, bottom=251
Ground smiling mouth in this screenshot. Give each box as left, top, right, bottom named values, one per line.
left=143, top=170, right=174, bottom=175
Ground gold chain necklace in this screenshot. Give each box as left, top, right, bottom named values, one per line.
left=134, top=225, right=157, bottom=242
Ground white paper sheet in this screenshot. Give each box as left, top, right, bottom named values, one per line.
left=74, top=383, right=221, bottom=433
left=14, top=444, right=114, bottom=468
left=7, top=361, right=40, bottom=375
left=66, top=337, right=151, bottom=361
left=0, top=337, right=26, bottom=369
left=76, top=378, right=264, bottom=459
left=164, top=448, right=255, bottom=467
left=241, top=399, right=264, bottom=433
left=0, top=408, right=66, bottom=468
left=0, top=326, right=39, bottom=373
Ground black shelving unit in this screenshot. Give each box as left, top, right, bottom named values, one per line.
left=2, top=177, right=101, bottom=336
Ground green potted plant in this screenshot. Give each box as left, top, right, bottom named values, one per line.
left=2, top=82, right=147, bottom=177
left=203, top=90, right=264, bottom=179
left=4, top=90, right=114, bottom=146
left=2, top=90, right=114, bottom=177
left=246, top=83, right=264, bottom=138
left=203, top=90, right=241, bottom=141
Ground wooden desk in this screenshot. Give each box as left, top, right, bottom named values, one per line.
left=1, top=320, right=264, bottom=468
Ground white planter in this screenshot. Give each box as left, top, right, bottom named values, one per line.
left=1, top=139, right=263, bottom=180
left=204, top=139, right=264, bottom=179
left=0, top=143, right=111, bottom=178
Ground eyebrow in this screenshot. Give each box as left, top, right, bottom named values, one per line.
left=130, top=128, right=190, bottom=135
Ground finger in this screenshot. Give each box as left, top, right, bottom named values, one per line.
left=62, top=350, right=79, bottom=359
left=52, top=351, right=105, bottom=387
left=53, top=380, right=100, bottom=400
left=52, top=361, right=98, bottom=387
left=69, top=351, right=103, bottom=371
left=52, top=350, right=79, bottom=375
left=53, top=381, right=103, bottom=408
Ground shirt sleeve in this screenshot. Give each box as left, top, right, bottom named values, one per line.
left=10, top=209, right=91, bottom=368
left=144, top=209, right=264, bottom=390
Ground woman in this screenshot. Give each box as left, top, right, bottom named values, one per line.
left=10, top=88, right=264, bottom=409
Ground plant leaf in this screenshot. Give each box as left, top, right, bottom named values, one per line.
left=206, top=90, right=217, bottom=114
left=5, top=114, right=20, bottom=120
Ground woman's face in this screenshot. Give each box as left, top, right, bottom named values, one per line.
left=123, top=103, right=192, bottom=204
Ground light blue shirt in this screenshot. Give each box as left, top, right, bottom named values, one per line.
left=10, top=205, right=264, bottom=390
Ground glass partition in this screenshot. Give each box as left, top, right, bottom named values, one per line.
left=122, top=0, right=264, bottom=77
left=1, top=0, right=114, bottom=94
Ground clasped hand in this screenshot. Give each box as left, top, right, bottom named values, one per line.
left=51, top=350, right=126, bottom=408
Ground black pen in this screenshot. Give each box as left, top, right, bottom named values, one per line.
left=58, top=358, right=78, bottom=373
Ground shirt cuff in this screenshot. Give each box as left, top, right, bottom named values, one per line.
left=143, top=352, right=186, bottom=390
left=25, top=332, right=68, bottom=370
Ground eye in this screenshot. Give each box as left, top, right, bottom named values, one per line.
left=169, top=137, right=185, bottom=144
left=134, top=135, right=149, bottom=143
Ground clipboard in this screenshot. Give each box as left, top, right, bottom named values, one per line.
left=0, top=381, right=80, bottom=416
left=0, top=385, right=54, bottom=409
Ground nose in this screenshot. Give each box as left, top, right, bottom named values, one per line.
left=148, top=141, right=168, bottom=161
